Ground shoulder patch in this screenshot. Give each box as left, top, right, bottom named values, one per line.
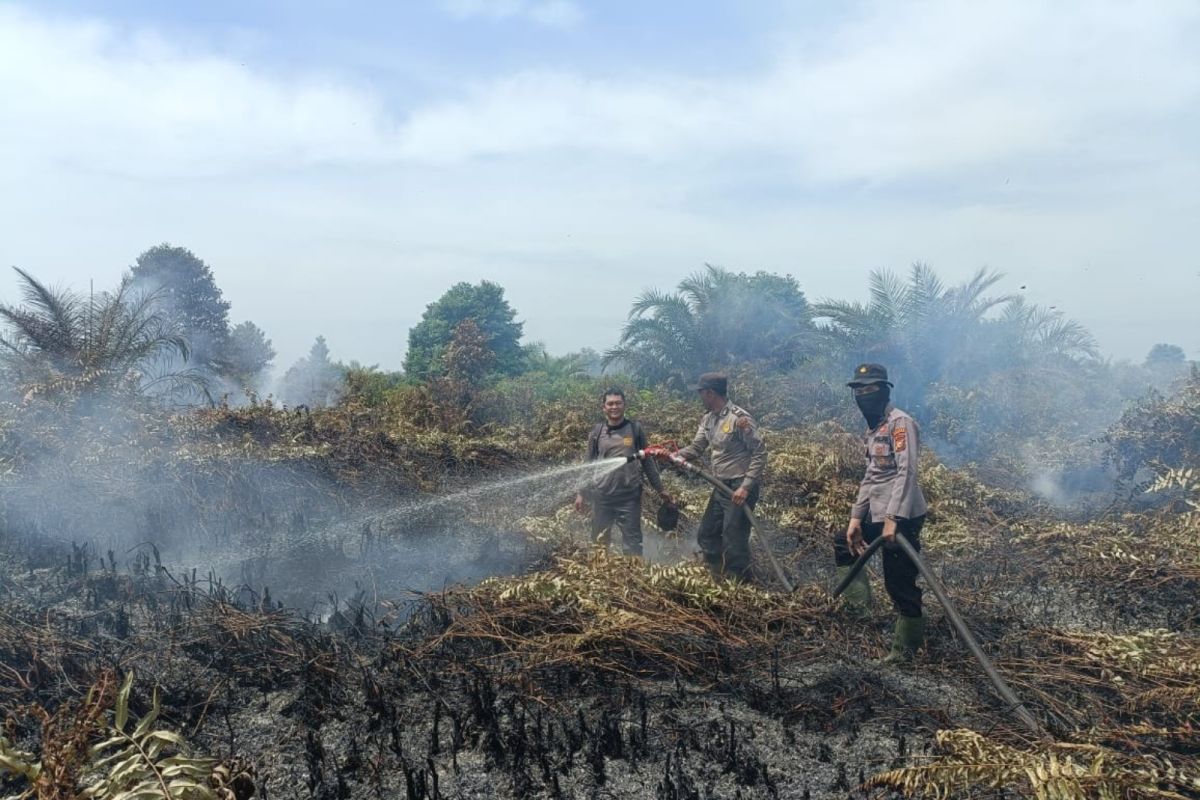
left=893, top=427, right=908, bottom=452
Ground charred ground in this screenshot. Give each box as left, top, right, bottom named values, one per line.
left=1, top=379, right=1199, bottom=799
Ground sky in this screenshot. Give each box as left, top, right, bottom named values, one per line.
left=1, top=0, right=1197, bottom=373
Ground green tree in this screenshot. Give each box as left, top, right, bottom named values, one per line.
left=225, top=321, right=276, bottom=393
left=1103, top=366, right=1200, bottom=479
left=127, top=244, right=231, bottom=373
left=342, top=362, right=404, bottom=407
left=0, top=267, right=202, bottom=401
left=1145, top=343, right=1187, bottom=369
left=278, top=336, right=343, bottom=407
left=603, top=265, right=813, bottom=384
left=404, top=281, right=525, bottom=380
left=521, top=342, right=595, bottom=381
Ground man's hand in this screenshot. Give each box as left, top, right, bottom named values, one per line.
left=882, top=516, right=898, bottom=543
left=731, top=486, right=750, bottom=506
left=574, top=493, right=586, bottom=514
left=659, top=491, right=674, bottom=506
left=846, top=517, right=866, bottom=557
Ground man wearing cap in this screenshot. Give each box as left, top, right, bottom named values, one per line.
left=575, top=387, right=673, bottom=557
left=836, top=363, right=929, bottom=664
left=676, top=372, right=767, bottom=581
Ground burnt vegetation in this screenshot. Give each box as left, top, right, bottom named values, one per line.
left=1, top=251, right=1198, bottom=799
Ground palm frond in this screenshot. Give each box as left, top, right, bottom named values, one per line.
left=11, top=266, right=82, bottom=355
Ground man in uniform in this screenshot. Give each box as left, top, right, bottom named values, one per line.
left=676, top=372, right=767, bottom=581
left=575, top=387, right=672, bottom=557
left=835, top=363, right=929, bottom=664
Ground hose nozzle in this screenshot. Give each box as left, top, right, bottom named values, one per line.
left=639, top=443, right=695, bottom=471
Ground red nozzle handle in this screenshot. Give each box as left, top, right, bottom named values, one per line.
left=640, top=443, right=695, bottom=471
left=640, top=443, right=675, bottom=459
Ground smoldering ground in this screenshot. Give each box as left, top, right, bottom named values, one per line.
left=0, top=399, right=632, bottom=618
left=2, top=390, right=1198, bottom=799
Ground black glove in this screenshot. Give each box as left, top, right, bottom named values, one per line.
left=656, top=502, right=680, bottom=532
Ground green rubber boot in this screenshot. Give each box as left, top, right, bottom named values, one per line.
left=835, top=565, right=872, bottom=618
left=882, top=615, right=926, bottom=665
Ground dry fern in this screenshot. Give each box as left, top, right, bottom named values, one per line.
left=79, top=673, right=218, bottom=800
left=0, top=673, right=227, bottom=800
left=866, top=728, right=1200, bottom=800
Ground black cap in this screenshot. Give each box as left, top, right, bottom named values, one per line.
left=847, top=363, right=892, bottom=388
left=690, top=372, right=728, bottom=395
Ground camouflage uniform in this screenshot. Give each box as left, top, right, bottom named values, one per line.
left=677, top=399, right=767, bottom=580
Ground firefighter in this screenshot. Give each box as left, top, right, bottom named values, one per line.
left=575, top=387, right=672, bottom=557
left=835, top=363, right=929, bottom=664
left=675, top=372, right=767, bottom=581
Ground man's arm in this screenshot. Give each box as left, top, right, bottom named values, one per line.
left=675, top=419, right=710, bottom=462
left=642, top=455, right=666, bottom=494
left=885, top=418, right=920, bottom=519
left=737, top=415, right=767, bottom=491
left=851, top=490, right=870, bottom=520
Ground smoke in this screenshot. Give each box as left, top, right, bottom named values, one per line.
left=1028, top=466, right=1072, bottom=509
left=0, top=395, right=624, bottom=619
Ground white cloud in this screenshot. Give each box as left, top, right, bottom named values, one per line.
left=3, top=1, right=1196, bottom=183
left=0, top=5, right=398, bottom=177
left=0, top=1, right=1197, bottom=366
left=438, top=0, right=583, bottom=29
left=402, top=1, right=1200, bottom=180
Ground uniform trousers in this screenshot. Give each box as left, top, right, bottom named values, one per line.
left=833, top=514, right=926, bottom=617
left=592, top=494, right=644, bottom=556
left=697, top=479, right=759, bottom=579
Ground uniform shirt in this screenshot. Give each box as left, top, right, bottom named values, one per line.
left=585, top=419, right=664, bottom=502
left=851, top=403, right=928, bottom=522
left=676, top=402, right=767, bottom=489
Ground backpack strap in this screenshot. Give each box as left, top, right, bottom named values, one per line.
left=587, top=423, right=604, bottom=462
left=630, top=419, right=648, bottom=451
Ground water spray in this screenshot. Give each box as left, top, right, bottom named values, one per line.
left=637, top=445, right=794, bottom=592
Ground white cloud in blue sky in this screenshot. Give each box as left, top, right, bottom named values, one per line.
left=0, top=0, right=1197, bottom=371
left=438, top=0, right=583, bottom=29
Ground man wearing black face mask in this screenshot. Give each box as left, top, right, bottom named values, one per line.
left=835, top=364, right=929, bottom=664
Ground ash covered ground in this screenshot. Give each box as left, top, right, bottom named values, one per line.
left=2, top=401, right=1198, bottom=800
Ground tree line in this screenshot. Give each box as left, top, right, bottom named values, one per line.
left=0, top=245, right=1192, bottom=462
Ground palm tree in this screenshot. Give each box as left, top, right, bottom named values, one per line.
left=0, top=267, right=206, bottom=402
left=814, top=264, right=1015, bottom=411
left=991, top=298, right=1098, bottom=362
left=816, top=263, right=1106, bottom=423
left=604, top=265, right=813, bottom=383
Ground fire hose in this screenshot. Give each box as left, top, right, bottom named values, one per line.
left=835, top=534, right=1044, bottom=736
left=635, top=445, right=795, bottom=592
